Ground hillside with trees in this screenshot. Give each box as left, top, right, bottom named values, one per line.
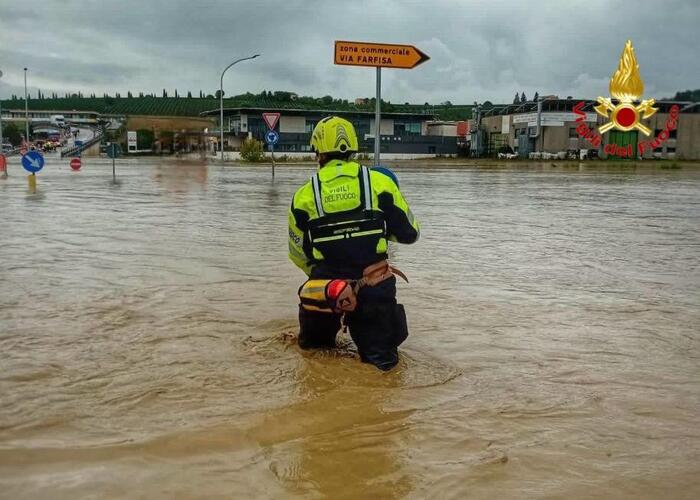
left=0, top=90, right=472, bottom=121
left=667, top=89, right=700, bottom=101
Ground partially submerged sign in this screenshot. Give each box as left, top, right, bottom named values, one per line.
left=334, top=40, right=429, bottom=69
left=106, top=143, right=122, bottom=159
left=22, top=150, right=44, bottom=173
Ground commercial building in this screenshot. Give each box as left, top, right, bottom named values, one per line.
left=474, top=98, right=700, bottom=160
left=201, top=107, right=459, bottom=157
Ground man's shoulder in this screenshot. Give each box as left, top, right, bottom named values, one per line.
left=369, top=168, right=400, bottom=194
left=292, top=178, right=315, bottom=208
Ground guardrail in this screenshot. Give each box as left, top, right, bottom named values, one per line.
left=60, top=127, right=104, bottom=158
left=2, top=147, right=21, bottom=157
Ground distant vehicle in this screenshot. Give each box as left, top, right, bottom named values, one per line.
left=50, top=115, right=66, bottom=127
left=498, top=152, right=518, bottom=160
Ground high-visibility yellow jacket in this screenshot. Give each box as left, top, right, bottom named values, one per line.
left=288, top=160, right=419, bottom=277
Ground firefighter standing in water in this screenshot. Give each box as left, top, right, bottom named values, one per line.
left=288, top=116, right=419, bottom=371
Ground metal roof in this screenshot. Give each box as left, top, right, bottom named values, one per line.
left=479, top=99, right=698, bottom=117
left=199, top=106, right=433, bottom=119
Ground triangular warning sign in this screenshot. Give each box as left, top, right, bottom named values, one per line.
left=262, top=112, right=280, bottom=130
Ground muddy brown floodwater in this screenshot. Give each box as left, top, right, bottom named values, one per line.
left=1, top=158, right=699, bottom=499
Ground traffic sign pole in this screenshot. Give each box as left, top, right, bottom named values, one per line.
left=264, top=128, right=279, bottom=179
left=106, top=143, right=121, bottom=181
left=375, top=67, right=381, bottom=166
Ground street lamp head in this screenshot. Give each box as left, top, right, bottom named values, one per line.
left=252, top=54, right=260, bottom=58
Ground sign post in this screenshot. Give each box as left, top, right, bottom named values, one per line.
left=334, top=40, right=429, bottom=166
left=106, top=143, right=121, bottom=180
left=265, top=129, right=279, bottom=178
left=263, top=113, right=280, bottom=178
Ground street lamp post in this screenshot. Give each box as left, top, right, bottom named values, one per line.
left=219, top=54, right=259, bottom=161
left=0, top=69, right=4, bottom=151
left=24, top=68, right=29, bottom=144
left=0, top=69, right=5, bottom=178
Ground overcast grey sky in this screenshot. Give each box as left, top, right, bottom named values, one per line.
left=1, top=0, right=698, bottom=103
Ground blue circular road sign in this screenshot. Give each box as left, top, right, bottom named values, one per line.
left=106, top=143, right=122, bottom=159
left=22, top=150, right=45, bottom=173
left=265, top=130, right=279, bottom=146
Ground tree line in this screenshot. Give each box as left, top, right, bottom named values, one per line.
left=512, top=91, right=540, bottom=104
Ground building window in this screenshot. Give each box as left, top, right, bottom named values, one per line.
left=666, top=147, right=676, bottom=153
left=228, top=116, right=240, bottom=133
left=394, top=121, right=421, bottom=136
left=569, top=127, right=578, bottom=138
left=247, top=117, right=267, bottom=140
left=669, top=129, right=677, bottom=139
left=352, top=120, right=370, bottom=140
left=528, top=127, right=536, bottom=137
left=305, top=120, right=317, bottom=133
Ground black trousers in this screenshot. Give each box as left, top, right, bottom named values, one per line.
left=298, top=290, right=409, bottom=371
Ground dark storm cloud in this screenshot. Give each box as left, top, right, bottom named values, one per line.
left=0, top=50, right=141, bottom=85
left=1, top=0, right=698, bottom=103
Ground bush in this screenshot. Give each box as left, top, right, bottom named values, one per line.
left=240, top=138, right=264, bottom=162
left=1, top=122, right=23, bottom=145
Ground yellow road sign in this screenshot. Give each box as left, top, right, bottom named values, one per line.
left=334, top=40, right=429, bottom=69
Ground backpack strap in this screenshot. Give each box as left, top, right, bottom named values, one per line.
left=311, top=174, right=325, bottom=217
left=359, top=165, right=372, bottom=211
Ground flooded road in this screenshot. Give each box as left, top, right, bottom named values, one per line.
left=1, top=158, right=699, bottom=499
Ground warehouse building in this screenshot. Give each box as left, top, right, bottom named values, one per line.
left=474, top=98, right=700, bottom=160
left=201, top=107, right=458, bottom=157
